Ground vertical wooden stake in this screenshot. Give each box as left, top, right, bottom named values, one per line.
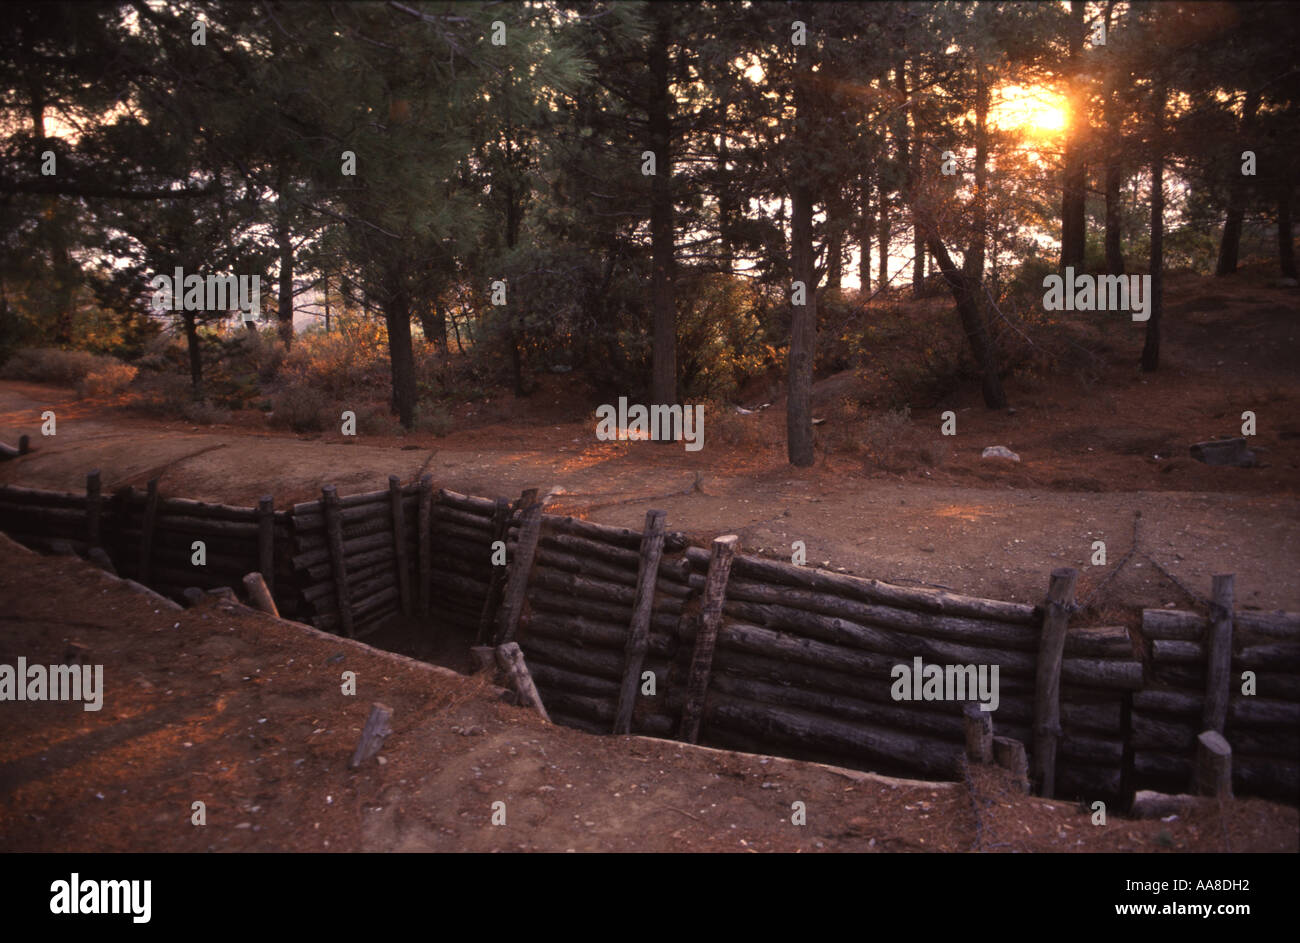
left=1194, top=729, right=1233, bottom=798
left=242, top=571, right=279, bottom=617
left=496, top=642, right=551, bottom=723
left=18, top=434, right=30, bottom=455
left=613, top=509, right=667, bottom=734
left=139, top=476, right=160, bottom=584
left=257, top=495, right=275, bottom=599
left=323, top=485, right=354, bottom=638
left=993, top=736, right=1029, bottom=793
left=678, top=534, right=739, bottom=744
left=1032, top=566, right=1078, bottom=798
left=389, top=475, right=412, bottom=617
left=349, top=702, right=393, bottom=769
left=1202, top=574, right=1234, bottom=734
left=86, top=469, right=103, bottom=548
left=494, top=499, right=544, bottom=644
left=417, top=475, right=433, bottom=619
left=476, top=496, right=512, bottom=644
left=963, top=702, right=994, bottom=763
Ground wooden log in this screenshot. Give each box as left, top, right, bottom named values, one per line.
left=431, top=505, right=494, bottom=532
left=496, top=642, right=551, bottom=723
left=388, top=476, right=412, bottom=617
left=683, top=545, right=1039, bottom=624
left=1235, top=610, right=1300, bottom=639
left=0, top=503, right=87, bottom=523
left=526, top=610, right=676, bottom=659
left=417, top=475, right=432, bottom=618
left=1055, top=764, right=1122, bottom=797
left=1064, top=625, right=1133, bottom=658
left=1152, top=639, right=1203, bottom=663
left=256, top=495, right=275, bottom=599
left=348, top=703, right=393, bottom=769
left=86, top=469, right=102, bottom=548
left=614, top=509, right=667, bottom=735
left=529, top=662, right=621, bottom=698
left=1194, top=730, right=1232, bottom=798
left=534, top=545, right=692, bottom=597
left=1203, top=574, right=1234, bottom=734
left=429, top=521, right=493, bottom=549
left=494, top=500, right=543, bottom=645
left=1033, top=567, right=1078, bottom=798
left=304, top=544, right=395, bottom=584
left=242, top=572, right=279, bottom=617
left=294, top=531, right=391, bottom=571
left=518, top=636, right=626, bottom=680
left=528, top=567, right=685, bottom=615
left=0, top=484, right=85, bottom=507
left=964, top=702, right=994, bottom=763
left=993, top=736, right=1029, bottom=792
left=1059, top=658, right=1144, bottom=690
left=323, top=485, right=353, bottom=638
left=704, top=691, right=965, bottom=778
left=138, top=477, right=160, bottom=584
left=436, top=488, right=497, bottom=515
left=527, top=588, right=679, bottom=636
left=121, top=577, right=184, bottom=611
left=156, top=495, right=259, bottom=520
left=678, top=535, right=739, bottom=744
left=698, top=575, right=1041, bottom=651
left=1141, top=608, right=1204, bottom=640
left=1130, top=790, right=1197, bottom=818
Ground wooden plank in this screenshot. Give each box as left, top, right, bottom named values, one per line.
left=323, top=485, right=354, bottom=638
left=613, top=509, right=668, bottom=735
left=348, top=703, right=392, bottom=768
left=138, top=477, right=160, bottom=584
left=1141, top=608, right=1203, bottom=640
left=496, top=642, right=551, bottom=722
left=1203, top=574, right=1234, bottom=733
left=493, top=499, right=543, bottom=644
left=242, top=571, right=279, bottom=617
left=1032, top=567, right=1078, bottom=798
left=678, top=535, right=739, bottom=744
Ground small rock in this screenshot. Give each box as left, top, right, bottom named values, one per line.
left=981, top=446, right=1020, bottom=462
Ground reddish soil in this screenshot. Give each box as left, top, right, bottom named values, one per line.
left=2, top=536, right=1294, bottom=853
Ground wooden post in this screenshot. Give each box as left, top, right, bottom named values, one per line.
left=496, top=642, right=551, bottom=722
left=18, top=434, right=30, bottom=455
left=963, top=701, right=994, bottom=763
left=613, top=509, right=667, bottom=734
left=138, top=476, right=160, bottom=583
left=257, top=495, right=275, bottom=599
left=1032, top=566, right=1078, bottom=798
left=1202, top=574, right=1235, bottom=734
left=417, top=475, right=433, bottom=618
left=1194, top=729, right=1233, bottom=798
left=476, top=496, right=512, bottom=644
left=678, top=534, right=739, bottom=744
left=494, top=499, right=544, bottom=644
left=348, top=702, right=392, bottom=768
left=86, top=469, right=102, bottom=548
left=389, top=475, right=412, bottom=616
left=242, top=571, right=280, bottom=617
left=993, top=736, right=1029, bottom=793
left=323, top=485, right=354, bottom=637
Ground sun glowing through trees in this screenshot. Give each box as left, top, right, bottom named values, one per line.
left=992, top=84, right=1069, bottom=139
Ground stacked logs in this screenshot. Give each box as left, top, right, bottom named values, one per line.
left=0, top=482, right=90, bottom=553
left=290, top=478, right=430, bottom=636
left=427, top=488, right=499, bottom=637
left=1137, top=605, right=1300, bottom=800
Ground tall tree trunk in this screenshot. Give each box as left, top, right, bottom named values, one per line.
left=1141, top=79, right=1166, bottom=373
left=1103, top=3, right=1125, bottom=275
left=1279, top=184, right=1297, bottom=279
left=1216, top=87, right=1261, bottom=275
left=323, top=271, right=330, bottom=333
left=787, top=40, right=817, bottom=468
left=385, top=276, right=416, bottom=428
left=965, top=57, right=989, bottom=283
left=1059, top=0, right=1088, bottom=271
left=878, top=174, right=890, bottom=288
left=418, top=298, right=447, bottom=350
left=182, top=310, right=203, bottom=399
left=858, top=180, right=872, bottom=293
left=927, top=234, right=1006, bottom=409
left=717, top=99, right=737, bottom=277
left=648, top=8, right=677, bottom=413
left=275, top=171, right=294, bottom=349
left=825, top=196, right=844, bottom=294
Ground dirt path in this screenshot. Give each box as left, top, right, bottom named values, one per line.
left=2, top=538, right=1293, bottom=853
left=2, top=376, right=1297, bottom=612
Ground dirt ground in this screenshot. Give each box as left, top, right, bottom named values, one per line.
left=2, top=536, right=1294, bottom=853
